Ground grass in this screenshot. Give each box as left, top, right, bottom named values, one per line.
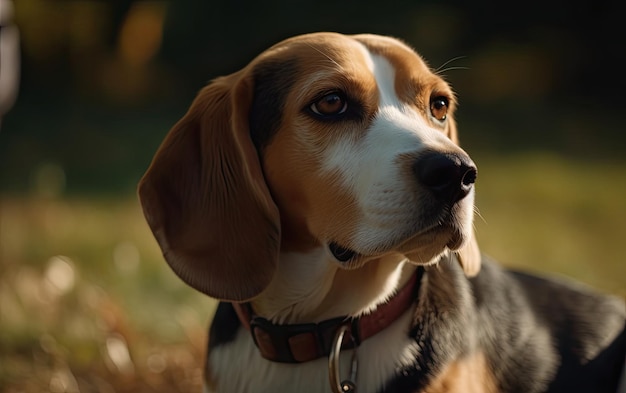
left=1, top=152, right=625, bottom=392
left=473, top=152, right=626, bottom=295
left=0, top=196, right=215, bottom=392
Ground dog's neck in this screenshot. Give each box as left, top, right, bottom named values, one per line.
left=250, top=248, right=417, bottom=325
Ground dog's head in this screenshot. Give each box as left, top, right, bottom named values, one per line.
left=138, top=33, right=480, bottom=302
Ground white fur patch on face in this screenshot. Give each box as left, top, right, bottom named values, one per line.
left=321, top=46, right=455, bottom=254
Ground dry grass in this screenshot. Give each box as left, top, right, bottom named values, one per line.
left=1, top=153, right=624, bottom=392
left=0, top=197, right=215, bottom=392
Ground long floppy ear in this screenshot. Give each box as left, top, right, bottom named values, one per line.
left=448, top=116, right=481, bottom=277
left=138, top=72, right=280, bottom=301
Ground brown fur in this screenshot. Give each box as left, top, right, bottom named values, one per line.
left=422, top=352, right=500, bottom=393
left=138, top=72, right=280, bottom=302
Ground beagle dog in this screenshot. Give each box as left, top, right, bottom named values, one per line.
left=138, top=32, right=626, bottom=392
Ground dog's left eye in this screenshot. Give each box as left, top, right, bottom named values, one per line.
left=430, top=96, right=449, bottom=121
left=310, top=93, right=348, bottom=117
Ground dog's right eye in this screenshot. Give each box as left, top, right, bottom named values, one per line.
left=310, top=93, right=348, bottom=117
left=430, top=96, right=449, bottom=122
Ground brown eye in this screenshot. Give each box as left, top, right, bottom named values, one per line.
left=430, top=96, right=449, bottom=121
left=310, top=93, right=348, bottom=117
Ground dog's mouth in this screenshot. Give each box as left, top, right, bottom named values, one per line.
left=327, top=187, right=475, bottom=266
left=329, top=242, right=358, bottom=262
left=328, top=216, right=468, bottom=266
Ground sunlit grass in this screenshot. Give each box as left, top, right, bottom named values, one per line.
left=0, top=196, right=215, bottom=392
left=1, top=153, right=624, bottom=392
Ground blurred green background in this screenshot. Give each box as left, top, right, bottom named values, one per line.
left=1, top=0, right=624, bottom=392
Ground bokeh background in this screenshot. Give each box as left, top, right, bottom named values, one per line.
left=1, top=1, right=625, bottom=392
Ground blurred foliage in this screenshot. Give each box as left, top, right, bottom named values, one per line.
left=1, top=0, right=625, bottom=392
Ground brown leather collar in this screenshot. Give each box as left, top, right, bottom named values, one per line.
left=233, top=267, right=424, bottom=363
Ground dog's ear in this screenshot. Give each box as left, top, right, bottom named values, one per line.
left=447, top=116, right=482, bottom=276
left=138, top=73, right=280, bottom=302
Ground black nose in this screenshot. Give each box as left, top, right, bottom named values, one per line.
left=415, top=151, right=477, bottom=204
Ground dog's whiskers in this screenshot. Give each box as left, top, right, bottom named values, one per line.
left=435, top=56, right=469, bottom=75
left=473, top=205, right=486, bottom=225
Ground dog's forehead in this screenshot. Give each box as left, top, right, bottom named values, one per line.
left=262, top=33, right=369, bottom=60
left=256, top=33, right=431, bottom=77
left=251, top=33, right=451, bottom=106
left=253, top=34, right=372, bottom=84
